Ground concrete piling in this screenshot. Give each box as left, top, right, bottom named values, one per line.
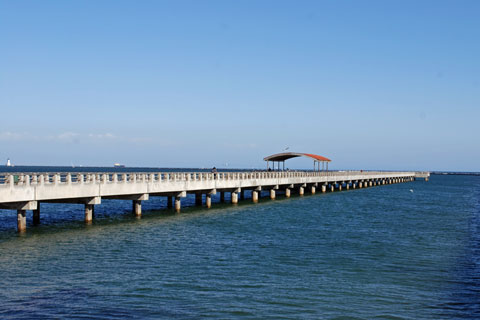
left=285, top=188, right=291, bottom=198
left=231, top=192, right=238, bottom=204
left=133, top=200, right=142, bottom=217
left=322, top=185, right=327, bottom=193
left=252, top=190, right=259, bottom=202
left=195, top=194, right=202, bottom=206
left=175, top=197, right=181, bottom=212
left=270, top=189, right=276, bottom=200
left=311, top=186, right=316, bottom=194
left=85, top=204, right=93, bottom=223
left=206, top=194, right=212, bottom=208
left=17, top=210, right=27, bottom=233
left=299, top=187, right=304, bottom=196
left=33, top=206, right=40, bottom=225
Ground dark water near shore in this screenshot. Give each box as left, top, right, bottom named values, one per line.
left=0, top=174, right=479, bottom=319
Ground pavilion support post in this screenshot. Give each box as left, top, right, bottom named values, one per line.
left=285, top=188, right=291, bottom=198
left=206, top=194, right=212, bottom=208
left=17, top=210, right=27, bottom=233
left=33, top=205, right=40, bottom=225
left=252, top=191, right=258, bottom=202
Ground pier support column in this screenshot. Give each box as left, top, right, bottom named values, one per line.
left=369, top=181, right=373, bottom=187
left=322, top=185, right=327, bottom=193
left=85, top=204, right=93, bottom=223
left=220, top=192, right=225, bottom=203
left=133, top=200, right=142, bottom=217
left=231, top=192, right=238, bottom=204
left=252, top=191, right=259, bottom=202
left=167, top=196, right=172, bottom=208
left=346, top=183, right=350, bottom=190
left=17, top=210, right=27, bottom=233
left=311, top=186, right=316, bottom=194
left=270, top=189, right=276, bottom=200
left=338, top=184, right=342, bottom=191
left=285, top=188, right=291, bottom=198
left=353, top=182, right=356, bottom=189
left=195, top=194, right=202, bottom=206
left=33, top=205, right=40, bottom=225
left=330, top=184, right=334, bottom=192
left=206, top=194, right=212, bottom=208
left=359, top=182, right=363, bottom=188
left=299, top=187, right=304, bottom=196
left=175, top=197, right=181, bottom=212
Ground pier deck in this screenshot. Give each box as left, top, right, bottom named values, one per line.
left=0, top=170, right=429, bottom=232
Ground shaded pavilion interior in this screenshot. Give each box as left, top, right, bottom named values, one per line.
left=263, top=152, right=331, bottom=171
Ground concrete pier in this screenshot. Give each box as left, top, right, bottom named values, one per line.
left=0, top=170, right=429, bottom=232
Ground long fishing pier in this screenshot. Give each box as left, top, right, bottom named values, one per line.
left=0, top=170, right=430, bottom=232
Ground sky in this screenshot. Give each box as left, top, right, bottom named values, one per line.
left=1, top=0, right=479, bottom=171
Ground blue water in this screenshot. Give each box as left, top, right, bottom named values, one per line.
left=0, top=174, right=479, bottom=319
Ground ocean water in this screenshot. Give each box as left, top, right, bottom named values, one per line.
left=0, top=174, right=479, bottom=319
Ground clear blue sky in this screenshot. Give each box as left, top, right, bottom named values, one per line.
left=1, top=0, right=479, bottom=171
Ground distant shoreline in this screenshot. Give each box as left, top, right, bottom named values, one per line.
left=431, top=172, right=480, bottom=176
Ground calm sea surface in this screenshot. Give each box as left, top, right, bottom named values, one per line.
left=0, top=173, right=479, bottom=319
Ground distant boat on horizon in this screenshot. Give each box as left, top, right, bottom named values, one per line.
left=114, top=163, right=125, bottom=168
left=6, top=158, right=12, bottom=167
